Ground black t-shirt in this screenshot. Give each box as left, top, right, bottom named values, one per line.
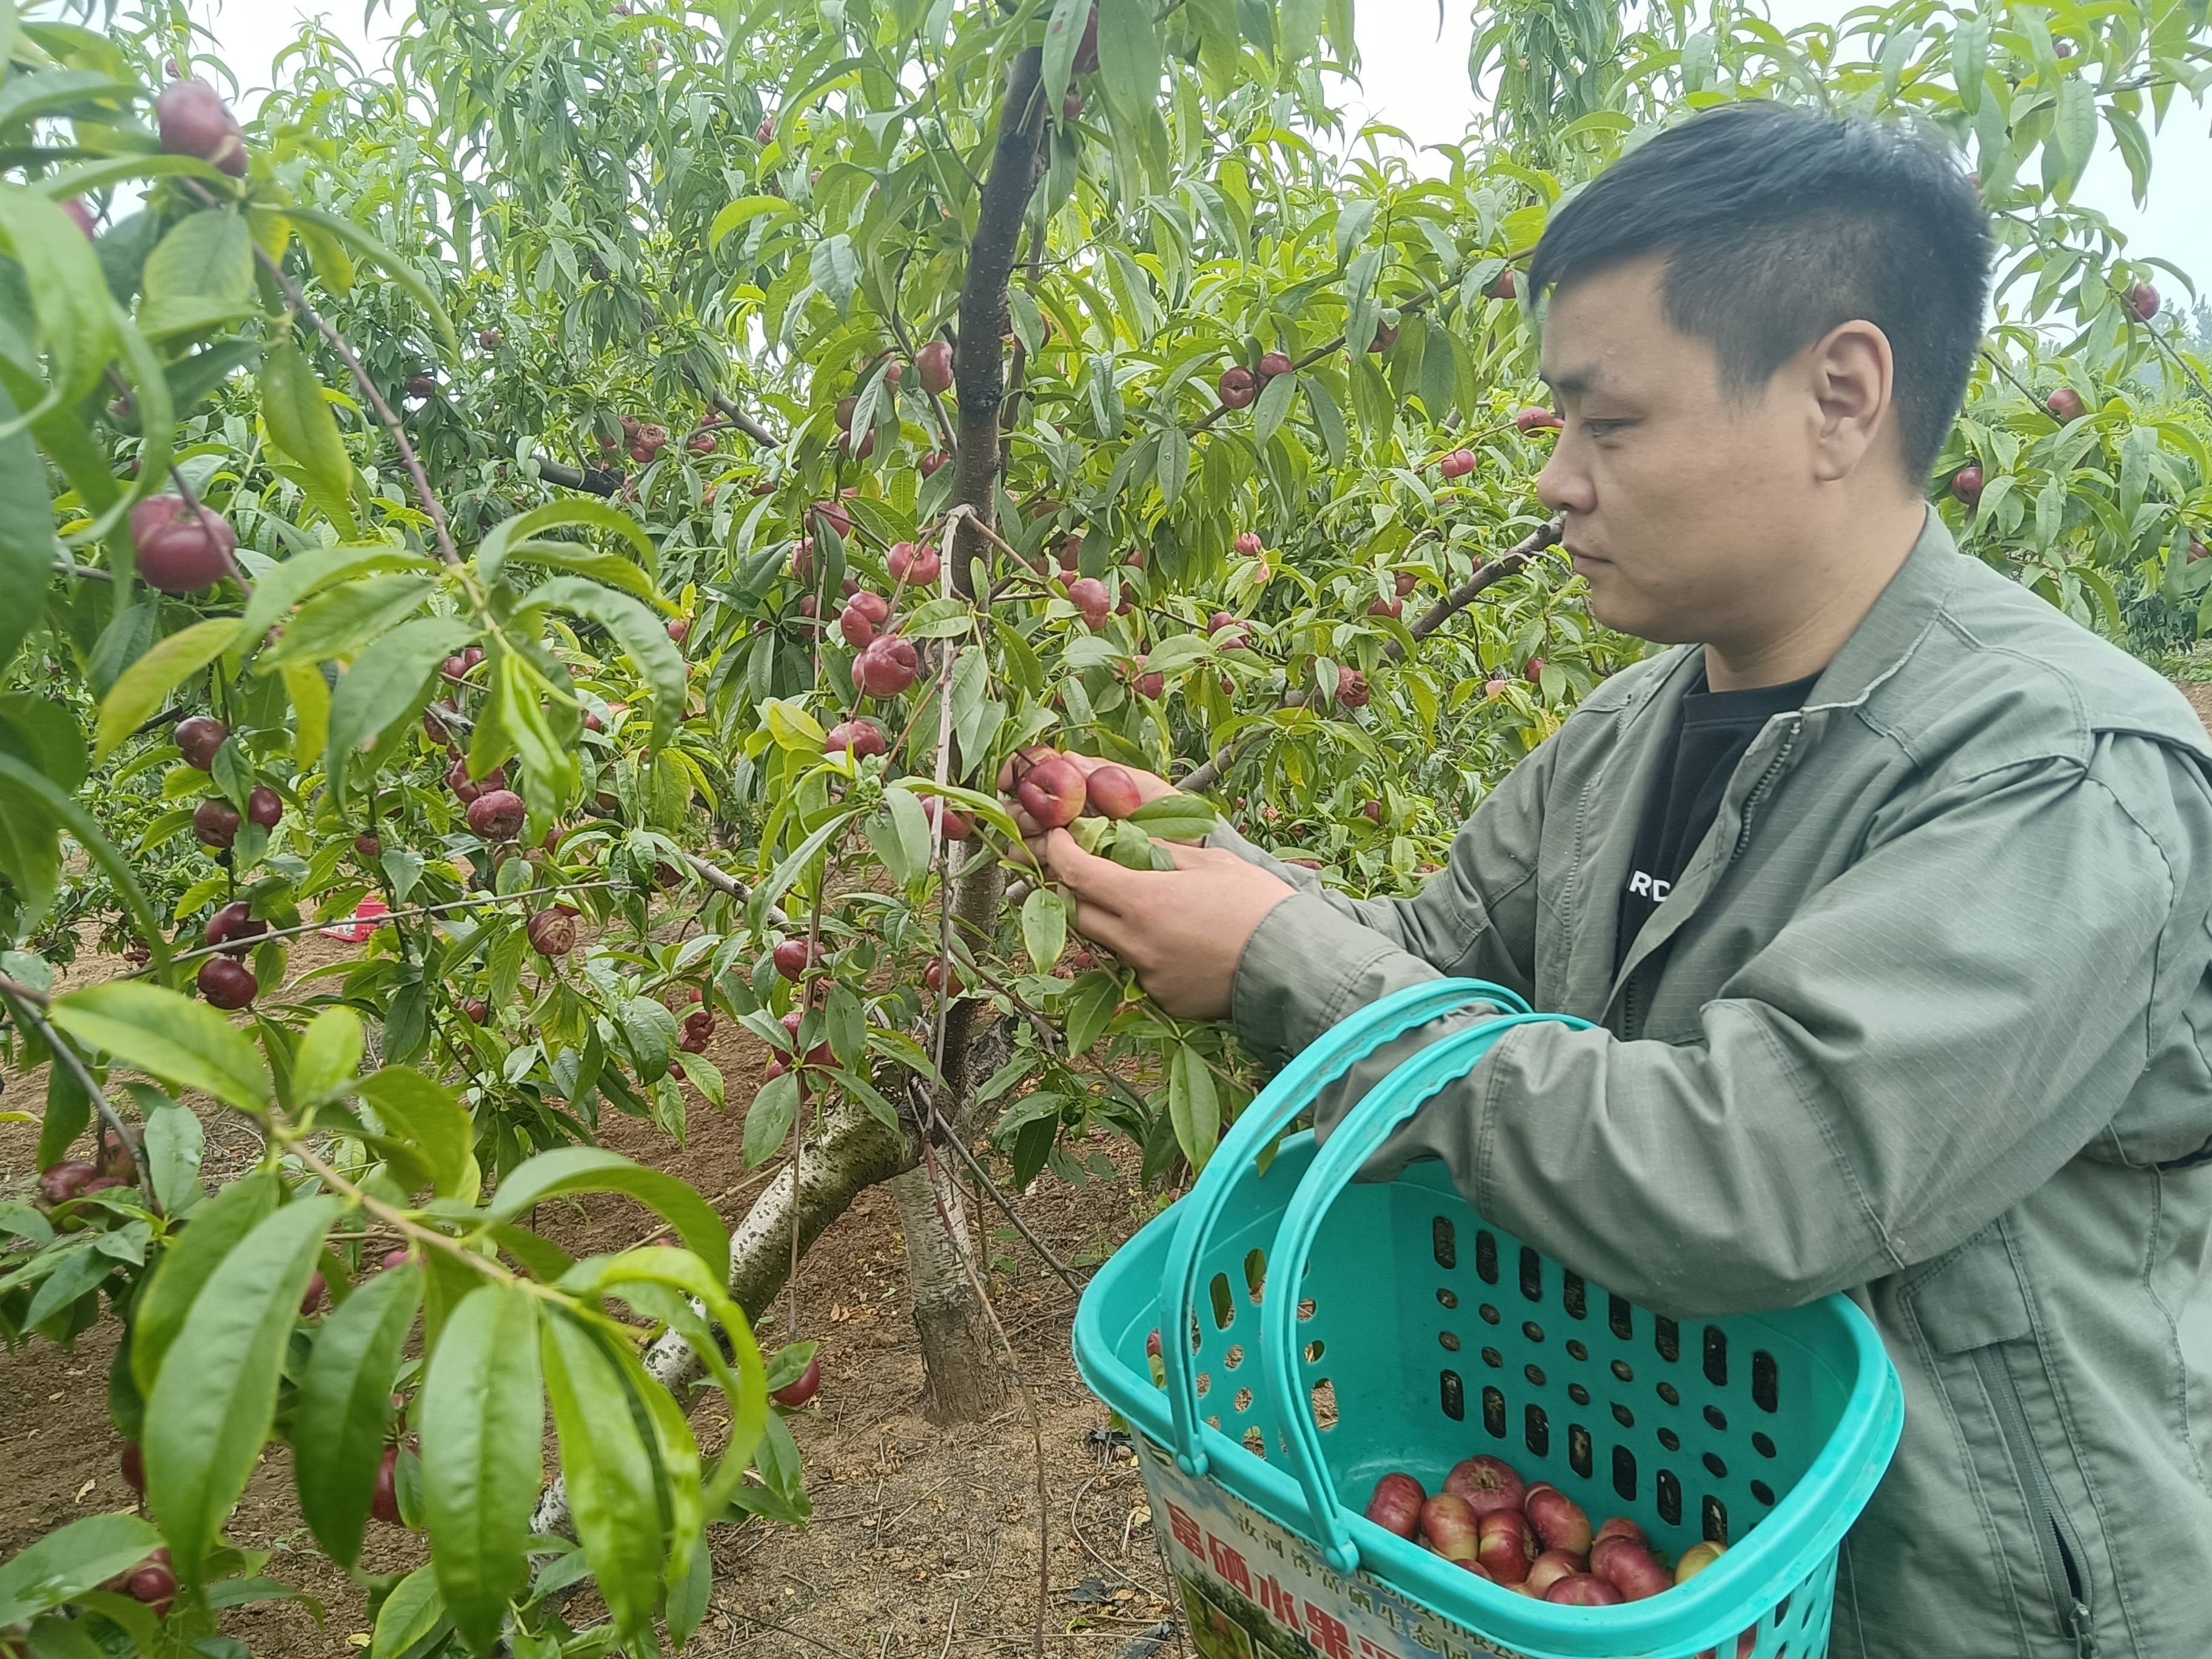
left=1615, top=669, right=1819, bottom=974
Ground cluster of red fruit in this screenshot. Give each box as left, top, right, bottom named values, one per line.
left=1366, top=1454, right=1731, bottom=1618
left=998, top=745, right=1145, bottom=830
left=600, top=414, right=672, bottom=466
left=1215, top=350, right=1297, bottom=411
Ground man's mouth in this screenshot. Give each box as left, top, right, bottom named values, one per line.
left=1567, top=545, right=1609, bottom=571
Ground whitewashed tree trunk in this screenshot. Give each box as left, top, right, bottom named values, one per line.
left=890, top=1157, right=1007, bottom=1424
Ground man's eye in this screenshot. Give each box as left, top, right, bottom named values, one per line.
left=1579, top=417, right=1627, bottom=438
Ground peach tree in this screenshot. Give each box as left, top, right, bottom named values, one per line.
left=6, top=1, right=2212, bottom=1654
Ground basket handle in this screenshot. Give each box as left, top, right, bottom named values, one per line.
left=1259, top=1010, right=1591, bottom=1571
left=1158, top=979, right=1528, bottom=1476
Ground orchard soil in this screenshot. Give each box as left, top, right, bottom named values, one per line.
left=0, top=925, right=1181, bottom=1659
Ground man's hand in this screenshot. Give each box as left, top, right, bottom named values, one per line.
left=1033, top=829, right=1295, bottom=1019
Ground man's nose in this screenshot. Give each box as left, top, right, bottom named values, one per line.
left=1535, top=429, right=1594, bottom=518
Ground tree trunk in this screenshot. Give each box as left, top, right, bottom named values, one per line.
left=890, top=1159, right=1007, bottom=1423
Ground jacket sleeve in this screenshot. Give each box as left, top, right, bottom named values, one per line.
left=1211, top=731, right=1558, bottom=1068
left=1266, top=739, right=2212, bottom=1318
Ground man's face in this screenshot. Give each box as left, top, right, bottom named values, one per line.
left=1535, top=255, right=1822, bottom=646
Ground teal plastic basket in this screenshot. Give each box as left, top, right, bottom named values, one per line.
left=1073, top=982, right=1904, bottom=1659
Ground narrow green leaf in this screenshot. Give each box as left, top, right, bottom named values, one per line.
left=49, top=981, right=269, bottom=1114
left=295, top=1264, right=420, bottom=1567
left=541, top=1313, right=665, bottom=1646
left=292, top=1006, right=366, bottom=1105
left=0, top=754, right=165, bottom=965
left=1097, top=0, right=1164, bottom=122
left=286, top=207, right=460, bottom=360
left=140, top=1097, right=204, bottom=1219
left=743, top=1069, right=799, bottom=1168
left=0, top=377, right=53, bottom=674
left=261, top=573, right=438, bottom=669
left=1168, top=1044, right=1221, bottom=1171
left=146, top=1194, right=345, bottom=1576
left=356, top=1067, right=474, bottom=1196
left=92, top=618, right=243, bottom=760
left=237, top=543, right=437, bottom=645
left=131, top=1172, right=280, bottom=1396
left=0, top=1513, right=161, bottom=1627
left=323, top=615, right=477, bottom=810
left=1021, top=886, right=1068, bottom=974
left=136, top=209, right=255, bottom=341
left=0, top=183, right=117, bottom=417
left=485, top=1147, right=728, bottom=1284
left=420, top=1282, right=543, bottom=1652
left=260, top=340, right=358, bottom=536
left=514, top=577, right=685, bottom=749
left=370, top=1564, right=446, bottom=1659
left=475, top=500, right=657, bottom=591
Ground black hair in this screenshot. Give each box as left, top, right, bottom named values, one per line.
left=1529, top=101, right=1992, bottom=484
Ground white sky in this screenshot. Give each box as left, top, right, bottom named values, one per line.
left=191, top=0, right=2211, bottom=301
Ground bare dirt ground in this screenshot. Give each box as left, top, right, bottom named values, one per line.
left=0, top=924, right=1183, bottom=1659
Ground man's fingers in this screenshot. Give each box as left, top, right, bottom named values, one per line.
left=1038, top=828, right=1140, bottom=907
left=1161, top=841, right=1236, bottom=871
left=1067, top=895, right=1137, bottom=957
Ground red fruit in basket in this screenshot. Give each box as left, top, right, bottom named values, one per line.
left=1524, top=1484, right=1594, bottom=1557
left=773, top=939, right=817, bottom=980
left=1595, top=1515, right=1649, bottom=1550
left=1365, top=1473, right=1426, bottom=1539
left=1444, top=1455, right=1526, bottom=1517
left=1418, top=1494, right=1480, bottom=1561
left=1523, top=1549, right=1584, bottom=1599
left=1545, top=1574, right=1623, bottom=1606
left=192, top=797, right=241, bottom=848
left=174, top=714, right=227, bottom=769
left=1675, top=1539, right=1727, bottom=1584
left=1017, top=756, right=1088, bottom=829
left=1476, top=1509, right=1538, bottom=1585
left=1594, top=1539, right=1671, bottom=1601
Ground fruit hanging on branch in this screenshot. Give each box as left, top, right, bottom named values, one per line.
left=131, top=496, right=237, bottom=594
left=192, top=798, right=241, bottom=848
left=1215, top=365, right=1257, bottom=409
left=155, top=79, right=247, bottom=176
left=854, top=634, right=919, bottom=698
left=825, top=718, right=888, bottom=759
left=205, top=900, right=269, bottom=957
left=197, top=957, right=259, bottom=1010
left=526, top=908, right=577, bottom=957
left=174, top=715, right=227, bottom=770
left=466, top=789, right=526, bottom=840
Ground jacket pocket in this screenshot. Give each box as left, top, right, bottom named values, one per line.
left=1908, top=1236, right=2098, bottom=1656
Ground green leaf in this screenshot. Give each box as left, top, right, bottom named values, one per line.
left=541, top=1313, right=664, bottom=1647
left=295, top=1264, right=420, bottom=1567
left=743, top=1068, right=800, bottom=1168
left=1168, top=1043, right=1221, bottom=1171
left=0, top=183, right=117, bottom=420
left=139, top=1094, right=204, bottom=1219
left=260, top=339, right=358, bottom=536
left=485, top=1147, right=729, bottom=1285
left=1041, top=0, right=1092, bottom=113
left=324, top=615, right=477, bottom=809
left=238, top=543, right=438, bottom=645
left=130, top=1172, right=280, bottom=1396
left=809, top=233, right=859, bottom=314
left=1952, top=14, right=1989, bottom=113
left=1253, top=369, right=1296, bottom=449
left=1097, top=0, right=1164, bottom=122
left=92, top=617, right=243, bottom=761
left=145, top=1194, right=345, bottom=1576
left=357, top=1068, right=475, bottom=1197
left=420, top=1282, right=543, bottom=1652
left=136, top=210, right=256, bottom=341
left=35, top=1062, right=89, bottom=1173
left=514, top=577, right=685, bottom=750
left=0, top=377, right=52, bottom=675
left=667, top=1539, right=711, bottom=1648
left=1064, top=971, right=1121, bottom=1057
left=49, top=981, right=269, bottom=1114
left=261, top=573, right=438, bottom=668
left=0, top=1512, right=162, bottom=1627
left=286, top=207, right=460, bottom=361
left=0, top=750, right=165, bottom=962
left=370, top=1564, right=447, bottom=1659
left=2049, top=77, right=2095, bottom=197
left=1128, top=793, right=1219, bottom=842
left=292, top=1006, right=366, bottom=1105
left=1021, top=886, right=1068, bottom=974
left=706, top=194, right=799, bottom=249
left=475, top=500, right=657, bottom=591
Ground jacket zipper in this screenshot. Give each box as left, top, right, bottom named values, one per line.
left=1969, top=1346, right=2097, bottom=1656
left=1621, top=717, right=1803, bottom=1041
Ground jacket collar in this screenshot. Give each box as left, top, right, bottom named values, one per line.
left=1803, top=504, right=1962, bottom=712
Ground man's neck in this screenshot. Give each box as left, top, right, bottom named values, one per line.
left=1703, top=497, right=1929, bottom=692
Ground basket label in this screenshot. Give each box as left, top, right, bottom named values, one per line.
left=1134, top=1437, right=1538, bottom=1659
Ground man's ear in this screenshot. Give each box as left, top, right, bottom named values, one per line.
left=1805, top=319, right=1897, bottom=484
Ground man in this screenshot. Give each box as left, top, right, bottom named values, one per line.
left=1024, top=104, right=2212, bottom=1657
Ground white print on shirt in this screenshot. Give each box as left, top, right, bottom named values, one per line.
left=1626, top=871, right=1672, bottom=902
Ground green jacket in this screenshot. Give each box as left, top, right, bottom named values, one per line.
left=1215, top=512, right=2212, bottom=1658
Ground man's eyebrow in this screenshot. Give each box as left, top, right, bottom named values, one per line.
left=1540, top=366, right=1598, bottom=398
